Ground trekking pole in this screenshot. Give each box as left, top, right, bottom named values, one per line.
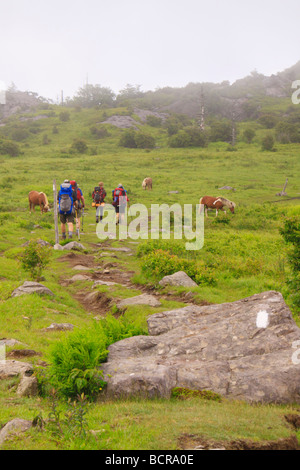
left=75, top=207, right=80, bottom=240
left=82, top=207, right=84, bottom=232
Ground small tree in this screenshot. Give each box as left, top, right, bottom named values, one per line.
left=261, top=134, right=275, bottom=151
left=243, top=128, right=256, bottom=144
left=21, top=240, right=52, bottom=281
left=71, top=139, right=88, bottom=153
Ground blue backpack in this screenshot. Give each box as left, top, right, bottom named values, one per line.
left=59, top=182, right=73, bottom=215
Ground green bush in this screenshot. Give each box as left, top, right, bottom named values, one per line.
left=71, top=139, right=88, bottom=153
left=20, top=240, right=52, bottom=281
left=261, top=134, right=275, bottom=151
left=280, top=216, right=300, bottom=311
left=0, top=139, right=21, bottom=156
left=46, top=315, right=146, bottom=400
left=141, top=249, right=215, bottom=286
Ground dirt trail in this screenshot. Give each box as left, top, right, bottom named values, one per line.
left=57, top=246, right=204, bottom=316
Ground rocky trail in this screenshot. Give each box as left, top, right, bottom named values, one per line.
left=57, top=243, right=204, bottom=316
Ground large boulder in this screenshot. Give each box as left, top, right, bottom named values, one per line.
left=117, top=294, right=162, bottom=308
left=0, top=419, right=32, bottom=447
left=159, top=271, right=197, bottom=287
left=11, top=281, right=54, bottom=298
left=101, top=291, right=300, bottom=403
left=0, top=360, right=33, bottom=380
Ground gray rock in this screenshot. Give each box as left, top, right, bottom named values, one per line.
left=17, top=375, right=38, bottom=397
left=53, top=243, right=64, bottom=251
left=68, top=274, right=92, bottom=281
left=72, top=265, right=92, bottom=271
left=117, top=294, right=162, bottom=308
left=0, top=360, right=33, bottom=380
left=159, top=271, right=197, bottom=287
left=11, top=281, right=54, bottom=298
left=44, top=323, right=74, bottom=331
left=0, top=338, right=24, bottom=347
left=0, top=419, right=32, bottom=447
left=101, top=291, right=300, bottom=403
left=54, top=241, right=85, bottom=251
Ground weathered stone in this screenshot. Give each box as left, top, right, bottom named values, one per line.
left=72, top=265, right=92, bottom=271
left=68, top=274, right=92, bottom=281
left=44, top=323, right=74, bottom=331
left=0, top=338, right=24, bottom=347
left=54, top=241, right=85, bottom=251
left=11, top=281, right=54, bottom=298
left=101, top=291, right=300, bottom=403
left=0, top=419, right=32, bottom=447
left=17, top=375, right=38, bottom=397
left=0, top=360, right=33, bottom=380
left=159, top=271, right=197, bottom=287
left=117, top=294, right=162, bottom=308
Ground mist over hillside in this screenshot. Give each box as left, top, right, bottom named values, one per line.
left=1, top=61, right=300, bottom=123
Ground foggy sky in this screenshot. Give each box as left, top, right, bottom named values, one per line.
left=1, top=0, right=300, bottom=101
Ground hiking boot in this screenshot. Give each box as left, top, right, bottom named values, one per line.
left=96, top=217, right=99, bottom=224
left=62, top=233, right=66, bottom=240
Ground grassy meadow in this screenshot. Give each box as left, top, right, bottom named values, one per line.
left=0, top=104, right=299, bottom=449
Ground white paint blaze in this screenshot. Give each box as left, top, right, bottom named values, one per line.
left=256, top=310, right=269, bottom=328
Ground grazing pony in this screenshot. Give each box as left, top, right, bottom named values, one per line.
left=199, top=196, right=236, bottom=217
left=28, top=191, right=50, bottom=214
left=142, top=177, right=152, bottom=190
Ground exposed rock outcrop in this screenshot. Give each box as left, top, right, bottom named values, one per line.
left=101, top=291, right=300, bottom=403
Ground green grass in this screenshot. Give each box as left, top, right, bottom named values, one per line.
left=0, top=104, right=299, bottom=449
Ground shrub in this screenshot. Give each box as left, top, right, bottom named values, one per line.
left=48, top=325, right=108, bottom=399
left=141, top=249, right=215, bottom=285
left=261, top=134, right=275, bottom=151
left=71, top=138, right=88, bottom=153
left=20, top=240, right=52, bottom=281
left=280, top=216, right=300, bottom=311
left=146, top=115, right=162, bottom=127
left=243, top=128, right=256, bottom=143
left=119, top=129, right=137, bottom=148
left=46, top=316, right=146, bottom=400
left=169, top=130, right=192, bottom=148
left=59, top=111, right=70, bottom=122
left=0, top=139, right=20, bottom=156
left=135, top=132, right=156, bottom=149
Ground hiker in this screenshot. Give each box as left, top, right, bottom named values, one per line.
left=70, top=180, right=85, bottom=237
left=92, top=182, right=106, bottom=223
left=112, top=184, right=129, bottom=225
left=57, top=180, right=74, bottom=239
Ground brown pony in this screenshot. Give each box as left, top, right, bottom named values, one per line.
left=142, top=177, right=152, bottom=190
left=29, top=191, right=50, bottom=213
left=199, top=196, right=236, bottom=217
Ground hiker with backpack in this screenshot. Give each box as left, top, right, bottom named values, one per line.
left=92, top=182, right=106, bottom=223
left=57, top=180, right=75, bottom=239
left=112, top=184, right=129, bottom=225
left=70, top=180, right=85, bottom=237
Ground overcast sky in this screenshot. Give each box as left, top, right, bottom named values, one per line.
left=1, top=0, right=300, bottom=101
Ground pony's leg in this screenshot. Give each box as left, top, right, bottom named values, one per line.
left=216, top=209, right=218, bottom=217
left=205, top=208, right=208, bottom=217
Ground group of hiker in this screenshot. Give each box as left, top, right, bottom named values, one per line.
left=57, top=180, right=129, bottom=239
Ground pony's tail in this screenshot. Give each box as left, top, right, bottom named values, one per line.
left=199, top=197, right=203, bottom=214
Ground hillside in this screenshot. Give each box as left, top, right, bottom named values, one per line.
left=0, top=93, right=299, bottom=449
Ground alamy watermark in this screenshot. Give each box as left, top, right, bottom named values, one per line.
left=0, top=80, right=7, bottom=105
left=96, top=199, right=204, bottom=250
left=291, top=80, right=300, bottom=104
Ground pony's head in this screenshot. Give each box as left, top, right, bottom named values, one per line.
left=40, top=192, right=50, bottom=212
left=228, top=200, right=236, bottom=213
left=218, top=197, right=236, bottom=214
